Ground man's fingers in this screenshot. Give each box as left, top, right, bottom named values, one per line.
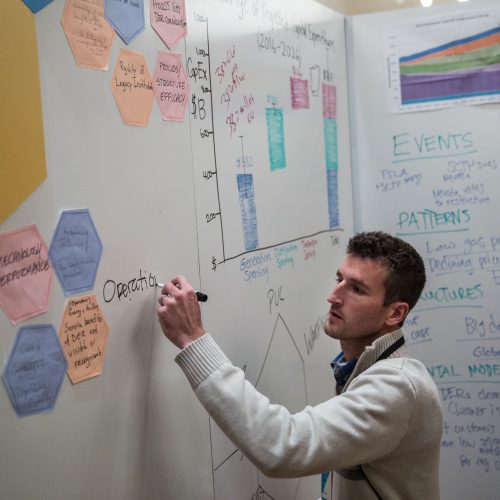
left=157, top=293, right=174, bottom=307
left=163, top=281, right=180, bottom=297
left=165, top=277, right=197, bottom=301
left=171, top=275, right=190, bottom=290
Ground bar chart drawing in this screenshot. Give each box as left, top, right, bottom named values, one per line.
left=187, top=10, right=349, bottom=266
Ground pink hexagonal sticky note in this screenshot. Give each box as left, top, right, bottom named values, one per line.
left=61, top=0, right=115, bottom=70
left=153, top=51, right=190, bottom=122
left=150, top=0, right=187, bottom=49
left=0, top=225, right=53, bottom=324
left=59, top=294, right=109, bottom=384
left=111, top=48, right=154, bottom=126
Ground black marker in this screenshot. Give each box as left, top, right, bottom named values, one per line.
left=156, top=283, right=208, bottom=302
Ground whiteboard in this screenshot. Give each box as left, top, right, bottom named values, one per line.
left=347, top=2, right=500, bottom=499
left=0, top=1, right=352, bottom=499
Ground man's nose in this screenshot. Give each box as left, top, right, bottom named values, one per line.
left=327, top=284, right=343, bottom=305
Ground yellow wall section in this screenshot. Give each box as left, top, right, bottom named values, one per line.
left=0, top=1, right=46, bottom=224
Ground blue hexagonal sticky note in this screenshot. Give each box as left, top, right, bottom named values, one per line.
left=104, top=0, right=145, bottom=45
left=3, top=324, right=67, bottom=417
left=21, top=0, right=54, bottom=13
left=49, top=209, right=103, bottom=296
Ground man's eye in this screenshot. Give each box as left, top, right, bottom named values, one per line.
left=352, top=285, right=363, bottom=294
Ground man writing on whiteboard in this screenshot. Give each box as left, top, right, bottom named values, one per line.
left=157, top=231, right=443, bottom=500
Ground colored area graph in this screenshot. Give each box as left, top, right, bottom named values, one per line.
left=400, top=27, right=500, bottom=104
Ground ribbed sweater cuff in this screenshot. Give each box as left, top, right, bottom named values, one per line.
left=175, top=334, right=230, bottom=389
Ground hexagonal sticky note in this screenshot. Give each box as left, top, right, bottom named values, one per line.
left=0, top=225, right=53, bottom=324
left=1, top=0, right=46, bottom=224
left=22, top=0, right=54, bottom=13
left=49, top=209, right=103, bottom=296
left=111, top=48, right=154, bottom=126
left=153, top=51, right=190, bottom=121
left=61, top=0, right=115, bottom=70
left=150, top=0, right=187, bottom=49
left=3, top=325, right=67, bottom=417
left=59, top=294, right=109, bottom=384
left=104, top=0, right=145, bottom=44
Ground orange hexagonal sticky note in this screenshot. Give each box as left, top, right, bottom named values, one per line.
left=153, top=51, right=190, bottom=122
left=61, top=0, right=115, bottom=70
left=150, top=0, right=187, bottom=49
left=0, top=225, right=53, bottom=325
left=111, top=48, right=154, bottom=126
left=59, top=294, right=109, bottom=384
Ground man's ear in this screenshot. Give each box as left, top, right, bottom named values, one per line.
left=385, top=301, right=409, bottom=327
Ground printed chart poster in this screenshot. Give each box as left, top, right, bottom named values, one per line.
left=0, top=225, right=53, bottom=324
left=384, top=7, right=500, bottom=113
left=59, top=294, right=109, bottom=384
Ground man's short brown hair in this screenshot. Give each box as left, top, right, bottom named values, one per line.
left=347, top=231, right=426, bottom=311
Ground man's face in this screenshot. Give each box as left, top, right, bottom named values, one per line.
left=324, top=255, right=394, bottom=344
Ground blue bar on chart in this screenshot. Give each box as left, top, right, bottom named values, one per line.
left=237, top=173, right=259, bottom=251
left=266, top=107, right=286, bottom=171
left=323, top=83, right=339, bottom=228
left=326, top=162, right=339, bottom=229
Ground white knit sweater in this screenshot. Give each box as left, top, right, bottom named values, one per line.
left=175, top=329, right=443, bottom=499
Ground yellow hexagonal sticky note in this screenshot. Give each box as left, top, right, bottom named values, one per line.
left=0, top=1, right=46, bottom=224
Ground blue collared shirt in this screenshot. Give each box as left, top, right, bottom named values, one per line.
left=331, top=351, right=358, bottom=390
left=322, top=353, right=359, bottom=498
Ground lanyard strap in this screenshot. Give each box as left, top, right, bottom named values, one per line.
left=376, top=335, right=405, bottom=362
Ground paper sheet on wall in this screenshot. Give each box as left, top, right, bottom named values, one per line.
left=111, top=48, right=154, bottom=126
left=59, top=294, right=109, bottom=384
left=49, top=209, right=103, bottom=296
left=61, top=0, right=115, bottom=70
left=3, top=325, right=67, bottom=417
left=0, top=225, right=53, bottom=324
left=384, top=7, right=500, bottom=113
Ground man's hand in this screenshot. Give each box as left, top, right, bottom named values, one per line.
left=156, top=275, right=205, bottom=349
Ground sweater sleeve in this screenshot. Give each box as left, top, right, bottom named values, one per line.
left=175, top=334, right=418, bottom=478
